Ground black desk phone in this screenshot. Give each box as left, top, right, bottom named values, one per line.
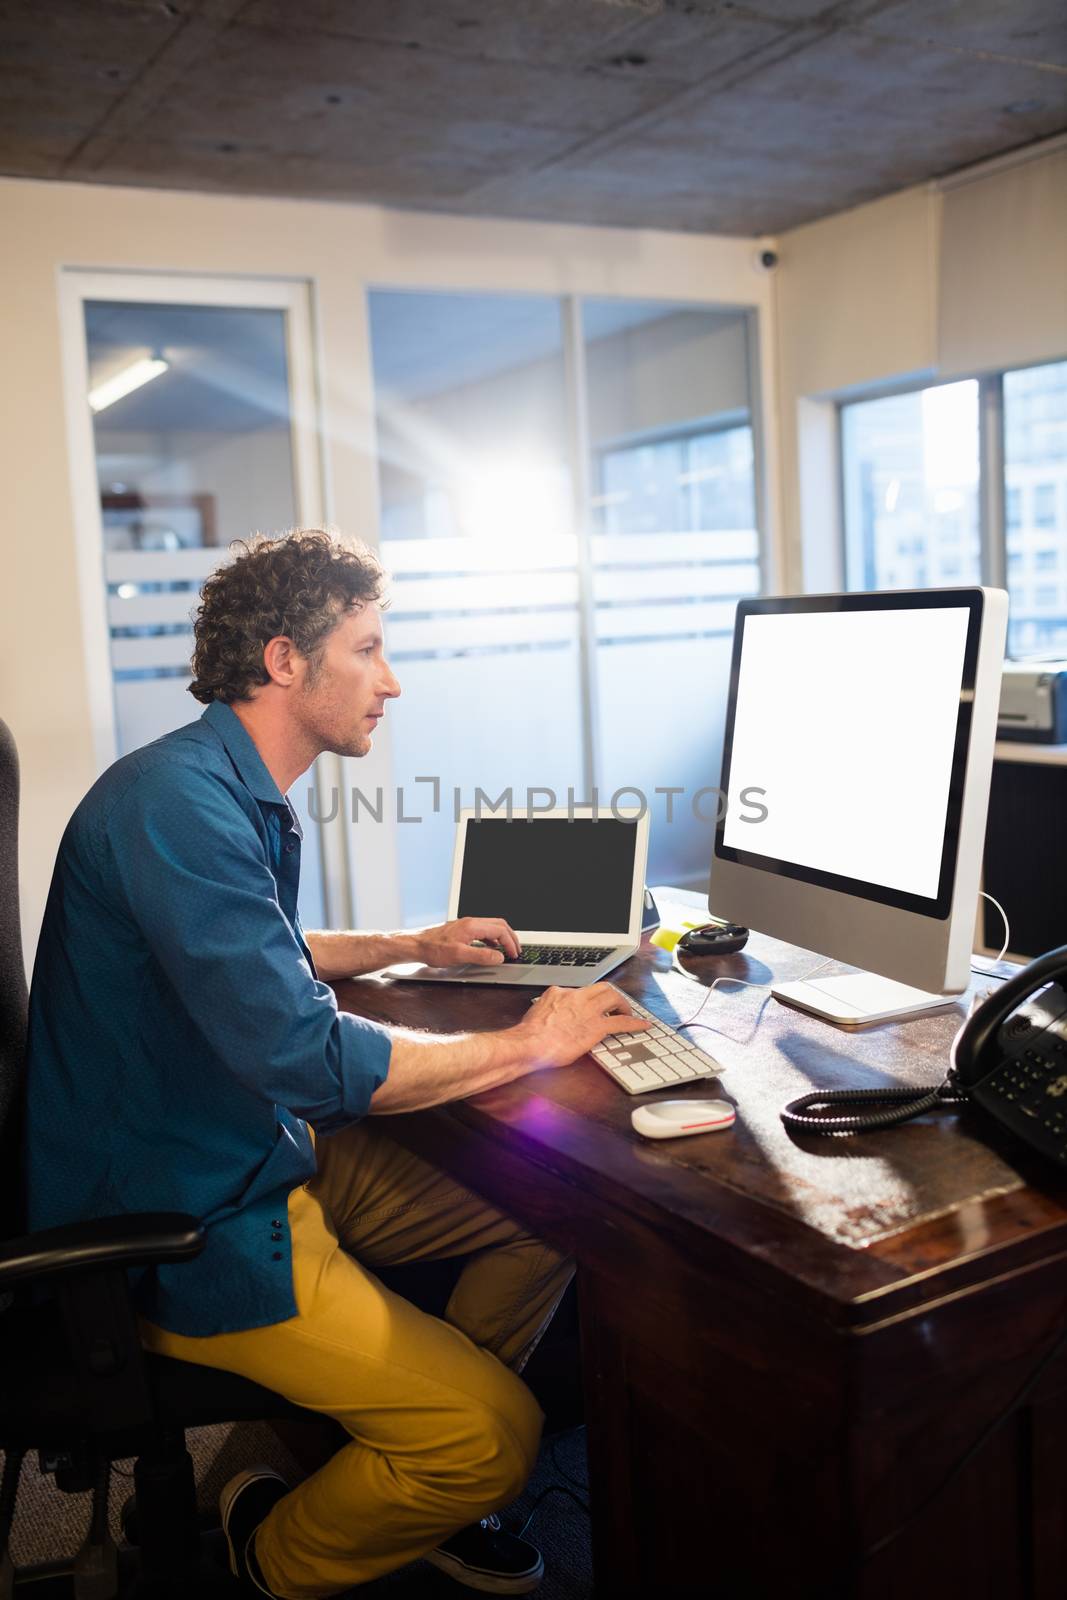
left=782, top=945, right=1067, bottom=1163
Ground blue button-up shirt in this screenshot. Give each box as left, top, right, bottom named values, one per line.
left=25, top=702, right=392, bottom=1336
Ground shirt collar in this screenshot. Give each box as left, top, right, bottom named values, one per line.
left=202, top=701, right=287, bottom=808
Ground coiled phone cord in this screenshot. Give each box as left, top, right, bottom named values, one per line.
left=782, top=893, right=1013, bottom=1135
left=780, top=1078, right=965, bottom=1135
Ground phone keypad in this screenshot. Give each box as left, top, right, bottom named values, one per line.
left=975, top=1042, right=1067, bottom=1163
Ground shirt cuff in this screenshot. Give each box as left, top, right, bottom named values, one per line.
left=337, top=1010, right=393, bottom=1120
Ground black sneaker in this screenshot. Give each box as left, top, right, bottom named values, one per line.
left=426, top=1514, right=544, bottom=1594
left=220, top=1466, right=290, bottom=1597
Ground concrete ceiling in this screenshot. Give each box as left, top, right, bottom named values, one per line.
left=3, top=0, right=1066, bottom=235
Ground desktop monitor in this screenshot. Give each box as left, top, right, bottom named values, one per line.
left=708, top=588, right=1008, bottom=1025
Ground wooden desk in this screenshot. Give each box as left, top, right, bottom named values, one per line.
left=335, top=898, right=1067, bottom=1599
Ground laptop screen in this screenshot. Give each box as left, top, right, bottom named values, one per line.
left=456, top=817, right=639, bottom=935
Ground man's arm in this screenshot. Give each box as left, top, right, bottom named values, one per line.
left=110, top=766, right=646, bottom=1124
left=304, top=929, right=418, bottom=980
left=305, top=917, right=521, bottom=980
left=368, top=982, right=650, bottom=1114
left=110, top=764, right=392, bottom=1132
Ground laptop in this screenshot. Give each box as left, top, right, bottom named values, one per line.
left=389, top=807, right=650, bottom=987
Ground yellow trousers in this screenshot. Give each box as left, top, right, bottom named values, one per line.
left=141, top=1120, right=573, bottom=1598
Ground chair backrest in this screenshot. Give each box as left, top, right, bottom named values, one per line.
left=0, top=720, right=28, bottom=1237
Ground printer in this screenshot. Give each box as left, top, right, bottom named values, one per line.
left=997, top=661, right=1067, bottom=744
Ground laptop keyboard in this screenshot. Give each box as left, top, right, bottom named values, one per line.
left=592, top=993, right=724, bottom=1095
left=508, top=944, right=615, bottom=968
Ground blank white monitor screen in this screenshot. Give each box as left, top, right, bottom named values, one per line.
left=721, top=604, right=972, bottom=903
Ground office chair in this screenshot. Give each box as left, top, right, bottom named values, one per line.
left=0, top=719, right=317, bottom=1598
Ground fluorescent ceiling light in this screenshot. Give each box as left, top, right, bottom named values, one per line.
left=89, top=355, right=169, bottom=413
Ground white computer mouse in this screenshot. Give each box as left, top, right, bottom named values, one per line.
left=631, top=1098, right=736, bottom=1140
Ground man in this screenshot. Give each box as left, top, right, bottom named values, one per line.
left=25, top=529, right=649, bottom=1599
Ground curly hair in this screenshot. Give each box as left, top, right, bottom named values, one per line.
left=189, top=529, right=387, bottom=705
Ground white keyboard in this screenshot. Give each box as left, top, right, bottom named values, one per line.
left=591, top=994, right=724, bottom=1096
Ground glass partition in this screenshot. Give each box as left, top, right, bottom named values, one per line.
left=368, top=290, right=583, bottom=925
left=584, top=301, right=760, bottom=891
left=368, top=292, right=763, bottom=920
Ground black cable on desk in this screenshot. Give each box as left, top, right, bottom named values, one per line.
left=781, top=1079, right=965, bottom=1134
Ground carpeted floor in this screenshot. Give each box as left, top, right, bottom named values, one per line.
left=1, top=1423, right=593, bottom=1598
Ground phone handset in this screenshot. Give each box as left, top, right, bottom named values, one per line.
left=949, top=945, right=1067, bottom=1086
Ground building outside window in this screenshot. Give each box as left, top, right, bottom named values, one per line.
left=840, top=380, right=981, bottom=594
left=598, top=426, right=755, bottom=537
left=1006, top=486, right=1022, bottom=528
left=841, top=359, right=1067, bottom=658
left=1034, top=484, right=1057, bottom=528
left=1005, top=361, right=1067, bottom=655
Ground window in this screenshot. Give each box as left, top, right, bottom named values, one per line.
left=1034, top=484, right=1057, bottom=528
left=368, top=293, right=763, bottom=917
left=1006, top=486, right=1022, bottom=528
left=600, top=436, right=686, bottom=535
left=1005, top=361, right=1067, bottom=655
left=584, top=300, right=760, bottom=891
left=841, top=359, right=1067, bottom=658
left=368, top=290, right=579, bottom=926
left=598, top=425, right=755, bottom=537
left=840, top=380, right=981, bottom=592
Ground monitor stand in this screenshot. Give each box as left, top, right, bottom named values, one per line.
left=772, top=971, right=959, bottom=1028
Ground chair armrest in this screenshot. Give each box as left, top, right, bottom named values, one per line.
left=0, top=1213, right=205, bottom=1291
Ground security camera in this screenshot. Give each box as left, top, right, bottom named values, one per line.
left=752, top=247, right=779, bottom=273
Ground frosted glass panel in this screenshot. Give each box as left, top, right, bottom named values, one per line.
left=85, top=299, right=325, bottom=927
left=388, top=652, right=584, bottom=927
left=585, top=301, right=760, bottom=893
left=368, top=291, right=581, bottom=925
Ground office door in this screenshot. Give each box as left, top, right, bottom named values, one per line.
left=62, top=274, right=334, bottom=928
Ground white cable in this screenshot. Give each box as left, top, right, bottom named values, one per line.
left=671, top=951, right=835, bottom=1035
left=974, top=890, right=1011, bottom=971
left=671, top=889, right=1013, bottom=1033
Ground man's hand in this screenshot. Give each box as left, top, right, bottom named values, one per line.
left=410, top=916, right=521, bottom=969
left=511, top=982, right=651, bottom=1071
